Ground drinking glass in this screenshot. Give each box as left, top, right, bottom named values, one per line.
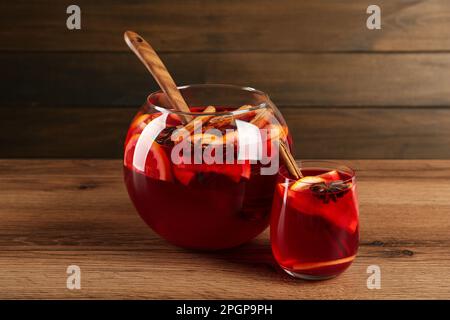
left=270, top=161, right=359, bottom=279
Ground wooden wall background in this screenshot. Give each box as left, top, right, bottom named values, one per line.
left=1, top=0, right=450, bottom=159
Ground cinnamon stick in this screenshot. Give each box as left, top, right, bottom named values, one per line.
left=250, top=108, right=302, bottom=179
left=279, top=141, right=302, bottom=179
left=250, top=108, right=272, bottom=127
left=172, top=106, right=216, bottom=142
left=206, top=105, right=254, bottom=129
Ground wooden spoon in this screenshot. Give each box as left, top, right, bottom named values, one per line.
left=124, top=30, right=192, bottom=123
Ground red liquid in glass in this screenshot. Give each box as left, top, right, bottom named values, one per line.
left=270, top=169, right=359, bottom=279
left=124, top=106, right=286, bottom=250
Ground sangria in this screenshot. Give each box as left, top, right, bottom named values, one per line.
left=124, top=84, right=291, bottom=250
left=271, top=161, right=359, bottom=279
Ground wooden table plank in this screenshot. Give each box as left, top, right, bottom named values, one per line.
left=0, top=160, right=449, bottom=299
left=2, top=0, right=450, bottom=52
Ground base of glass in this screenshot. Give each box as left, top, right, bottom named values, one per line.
left=283, top=268, right=338, bottom=281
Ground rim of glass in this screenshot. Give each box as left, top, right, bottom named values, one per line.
left=145, top=84, right=270, bottom=116
left=279, top=160, right=355, bottom=184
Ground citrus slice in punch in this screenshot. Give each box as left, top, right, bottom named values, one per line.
left=290, top=176, right=326, bottom=191
left=124, top=134, right=173, bottom=182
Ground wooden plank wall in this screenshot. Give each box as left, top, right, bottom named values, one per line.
left=1, top=0, right=450, bottom=158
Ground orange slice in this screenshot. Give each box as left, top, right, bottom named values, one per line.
left=130, top=114, right=151, bottom=131
left=290, top=176, right=325, bottom=191
left=292, top=254, right=356, bottom=271
left=289, top=170, right=341, bottom=191
left=264, top=124, right=288, bottom=140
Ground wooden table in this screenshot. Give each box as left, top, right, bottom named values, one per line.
left=0, top=159, right=449, bottom=299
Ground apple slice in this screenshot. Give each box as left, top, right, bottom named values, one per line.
left=318, top=170, right=340, bottom=182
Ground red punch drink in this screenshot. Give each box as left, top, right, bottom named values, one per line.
left=270, top=161, right=359, bottom=279
left=124, top=85, right=291, bottom=250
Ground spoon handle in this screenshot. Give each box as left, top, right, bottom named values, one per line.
left=124, top=31, right=192, bottom=123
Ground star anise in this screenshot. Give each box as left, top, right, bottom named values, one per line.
left=155, top=126, right=178, bottom=145
left=309, top=180, right=352, bottom=204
